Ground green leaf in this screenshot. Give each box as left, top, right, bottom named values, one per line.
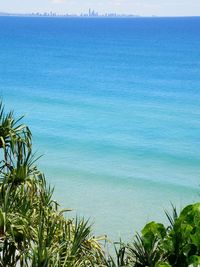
left=142, top=221, right=166, bottom=240
left=155, top=262, right=172, bottom=267
left=188, top=255, right=200, bottom=266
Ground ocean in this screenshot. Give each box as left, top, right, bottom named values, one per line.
left=0, top=16, right=200, bottom=240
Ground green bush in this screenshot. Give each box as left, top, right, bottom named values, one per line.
left=106, top=204, right=200, bottom=267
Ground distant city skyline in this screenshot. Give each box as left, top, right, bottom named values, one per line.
left=0, top=0, right=200, bottom=17
left=0, top=9, right=141, bottom=18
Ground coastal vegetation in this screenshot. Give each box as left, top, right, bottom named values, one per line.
left=0, top=102, right=199, bottom=267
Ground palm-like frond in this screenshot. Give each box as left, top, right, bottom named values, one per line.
left=103, top=241, right=128, bottom=267
left=0, top=102, right=31, bottom=151
left=165, top=203, right=179, bottom=229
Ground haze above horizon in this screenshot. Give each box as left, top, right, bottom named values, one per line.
left=0, top=0, right=200, bottom=17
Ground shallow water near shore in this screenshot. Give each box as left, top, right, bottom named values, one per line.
left=0, top=16, right=200, bottom=240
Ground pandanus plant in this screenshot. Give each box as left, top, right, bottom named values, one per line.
left=0, top=102, right=106, bottom=267
left=0, top=102, right=31, bottom=147
left=0, top=102, right=32, bottom=186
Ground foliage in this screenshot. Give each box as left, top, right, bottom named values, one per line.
left=105, top=204, right=200, bottom=267
left=0, top=102, right=105, bottom=266
left=102, top=241, right=128, bottom=267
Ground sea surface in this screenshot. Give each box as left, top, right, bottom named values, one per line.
left=0, top=16, right=200, bottom=240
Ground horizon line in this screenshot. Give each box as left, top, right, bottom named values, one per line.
left=0, top=11, right=200, bottom=18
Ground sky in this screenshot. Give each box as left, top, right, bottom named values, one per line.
left=0, top=0, right=200, bottom=16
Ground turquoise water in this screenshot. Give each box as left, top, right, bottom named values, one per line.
left=0, top=16, right=200, bottom=239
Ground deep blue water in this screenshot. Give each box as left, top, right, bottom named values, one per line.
left=0, top=16, right=200, bottom=239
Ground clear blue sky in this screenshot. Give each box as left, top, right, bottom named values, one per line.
left=0, top=0, right=200, bottom=16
